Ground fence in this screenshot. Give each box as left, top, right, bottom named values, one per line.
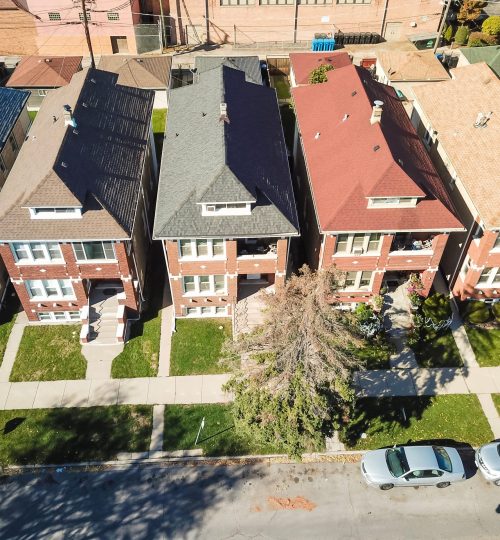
left=134, top=23, right=162, bottom=54
left=267, top=57, right=290, bottom=76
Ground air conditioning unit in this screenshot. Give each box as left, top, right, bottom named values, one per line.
left=352, top=247, right=364, bottom=255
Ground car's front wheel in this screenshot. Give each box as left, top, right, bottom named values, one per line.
left=436, top=482, right=450, bottom=488
left=380, top=483, right=394, bottom=490
left=494, top=479, right=500, bottom=486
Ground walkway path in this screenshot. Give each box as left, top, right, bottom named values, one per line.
left=149, top=404, right=166, bottom=455
left=158, top=284, right=173, bottom=377
left=0, top=312, right=27, bottom=383
left=0, top=374, right=232, bottom=411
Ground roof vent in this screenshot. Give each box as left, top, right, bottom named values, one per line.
left=82, top=102, right=88, bottom=108
left=373, top=145, right=380, bottom=152
left=90, top=78, right=96, bottom=83
left=398, top=158, right=404, bottom=166
left=52, top=115, right=57, bottom=123
left=72, top=129, right=79, bottom=135
left=370, top=100, right=384, bottom=125
left=63, top=105, right=77, bottom=128
left=474, top=111, right=493, bottom=128
left=220, top=102, right=229, bottom=123
left=342, top=113, right=349, bottom=122
left=136, top=58, right=143, bottom=63
left=314, top=132, right=321, bottom=140
left=44, top=58, right=51, bottom=63
left=61, top=161, right=68, bottom=168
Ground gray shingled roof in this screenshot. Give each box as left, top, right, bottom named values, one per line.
left=195, top=56, right=263, bottom=85
left=0, top=87, right=29, bottom=153
left=154, top=66, right=298, bottom=239
left=0, top=68, right=154, bottom=241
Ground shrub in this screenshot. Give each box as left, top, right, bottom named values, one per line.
left=455, top=25, right=470, bottom=46
left=468, top=31, right=497, bottom=47
left=354, top=302, right=374, bottom=324
left=308, top=64, right=334, bottom=84
left=443, top=24, right=454, bottom=44
left=482, top=15, right=500, bottom=36
left=371, top=294, right=384, bottom=312
left=422, top=293, right=452, bottom=323
left=464, top=301, right=491, bottom=324
left=492, top=302, right=500, bottom=323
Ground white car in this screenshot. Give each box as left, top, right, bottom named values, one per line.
left=361, top=445, right=466, bottom=490
left=475, top=443, right=500, bottom=485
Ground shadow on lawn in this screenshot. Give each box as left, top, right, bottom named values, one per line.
left=0, top=463, right=263, bottom=539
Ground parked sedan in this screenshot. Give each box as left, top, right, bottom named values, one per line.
left=361, top=445, right=466, bottom=490
left=475, top=443, right=500, bottom=485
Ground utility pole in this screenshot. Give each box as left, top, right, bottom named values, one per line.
left=158, top=0, right=166, bottom=51
left=80, top=0, right=95, bottom=69
left=205, top=0, right=210, bottom=45
left=433, top=0, right=453, bottom=54
left=293, top=0, right=299, bottom=44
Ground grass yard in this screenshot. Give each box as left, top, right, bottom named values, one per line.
left=170, top=318, right=232, bottom=376
left=0, top=405, right=152, bottom=466
left=492, top=395, right=500, bottom=416
left=0, top=287, right=19, bottom=367
left=342, top=395, right=493, bottom=450
left=466, top=326, right=500, bottom=367
left=354, top=335, right=394, bottom=370
left=10, top=324, right=86, bottom=382
left=28, top=110, right=37, bottom=122
left=413, top=327, right=463, bottom=368
left=270, top=75, right=291, bottom=100
left=164, top=404, right=279, bottom=456
left=152, top=108, right=167, bottom=159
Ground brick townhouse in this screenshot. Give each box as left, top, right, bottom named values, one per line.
left=0, top=68, right=156, bottom=343
left=169, top=0, right=444, bottom=45
left=292, top=63, right=463, bottom=306
left=153, top=64, right=299, bottom=320
left=411, top=63, right=500, bottom=301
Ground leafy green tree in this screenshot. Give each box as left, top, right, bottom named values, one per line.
left=308, top=64, right=334, bottom=84
left=457, top=1, right=487, bottom=26
left=482, top=16, right=500, bottom=36
left=224, top=265, right=362, bottom=459
left=455, top=25, right=470, bottom=46
left=443, top=23, right=454, bottom=43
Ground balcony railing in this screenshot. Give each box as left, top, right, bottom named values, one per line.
left=390, top=234, right=434, bottom=254
left=237, top=239, right=278, bottom=258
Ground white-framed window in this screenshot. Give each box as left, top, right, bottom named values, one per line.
left=422, top=127, right=433, bottom=148
left=334, top=233, right=382, bottom=255
left=201, top=203, right=251, bottom=216
left=183, top=305, right=228, bottom=317
left=477, top=267, right=500, bottom=287
left=368, top=197, right=418, bottom=208
left=342, top=270, right=373, bottom=291
left=220, top=0, right=254, bottom=5
left=29, top=207, right=82, bottom=219
left=11, top=242, right=63, bottom=264
left=37, top=89, right=49, bottom=97
left=48, top=12, right=61, bottom=21
left=182, top=275, right=226, bottom=295
left=37, top=311, right=80, bottom=322
left=260, top=0, right=294, bottom=4
left=72, top=241, right=116, bottom=261
left=107, top=12, right=119, bottom=20
left=178, top=239, right=225, bottom=259
left=301, top=0, right=333, bottom=4
left=337, top=0, right=369, bottom=3
left=26, top=279, right=75, bottom=300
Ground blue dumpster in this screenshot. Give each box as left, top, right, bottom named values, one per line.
left=312, top=37, right=336, bottom=51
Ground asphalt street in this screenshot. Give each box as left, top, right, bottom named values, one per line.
left=0, top=461, right=499, bottom=539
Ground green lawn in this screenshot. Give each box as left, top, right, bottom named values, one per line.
left=466, top=326, right=500, bottom=367
left=164, top=404, right=280, bottom=456
left=342, top=395, right=493, bottom=450
left=492, top=395, right=500, bottom=416
left=0, top=287, right=18, bottom=367
left=0, top=405, right=152, bottom=466
left=28, top=110, right=37, bottom=122
left=170, top=318, right=232, bottom=376
left=354, top=335, right=394, bottom=370
left=152, top=108, right=167, bottom=160
left=413, top=327, right=463, bottom=368
left=271, top=75, right=291, bottom=100
left=10, top=325, right=86, bottom=382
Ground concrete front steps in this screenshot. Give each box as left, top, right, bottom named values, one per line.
left=88, top=304, right=122, bottom=345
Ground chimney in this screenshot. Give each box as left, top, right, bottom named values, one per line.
left=63, top=104, right=76, bottom=128
left=370, top=100, right=384, bottom=125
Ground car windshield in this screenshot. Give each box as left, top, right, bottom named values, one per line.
left=433, top=446, right=452, bottom=472
left=386, top=448, right=409, bottom=477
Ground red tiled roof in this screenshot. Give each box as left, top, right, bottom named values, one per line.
left=292, top=64, right=463, bottom=233
left=6, top=56, right=83, bottom=88
left=289, top=51, right=352, bottom=85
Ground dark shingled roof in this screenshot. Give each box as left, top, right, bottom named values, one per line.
left=0, top=68, right=154, bottom=241
left=0, top=86, right=29, bottom=153
left=154, top=65, right=298, bottom=239
left=195, top=56, right=263, bottom=85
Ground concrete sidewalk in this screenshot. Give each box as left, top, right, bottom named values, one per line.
left=0, top=374, right=232, bottom=411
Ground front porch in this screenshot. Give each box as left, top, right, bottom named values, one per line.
left=233, top=276, right=274, bottom=334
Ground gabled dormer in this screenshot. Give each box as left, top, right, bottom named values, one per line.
left=27, top=206, right=83, bottom=219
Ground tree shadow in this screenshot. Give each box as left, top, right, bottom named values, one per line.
left=3, top=417, right=25, bottom=435
left=0, top=463, right=263, bottom=538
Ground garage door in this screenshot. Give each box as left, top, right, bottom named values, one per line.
left=384, top=22, right=402, bottom=41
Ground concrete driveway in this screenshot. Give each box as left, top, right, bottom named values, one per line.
left=0, top=461, right=499, bottom=539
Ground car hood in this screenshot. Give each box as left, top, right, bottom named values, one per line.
left=362, top=449, right=392, bottom=482
left=478, top=443, right=500, bottom=472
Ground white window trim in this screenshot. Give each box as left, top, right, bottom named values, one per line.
left=26, top=279, right=76, bottom=301
left=37, top=311, right=81, bottom=322
left=183, top=306, right=228, bottom=317
left=342, top=270, right=374, bottom=292
left=182, top=275, right=227, bottom=296
left=29, top=207, right=82, bottom=220
left=11, top=242, right=64, bottom=265
left=178, top=239, right=226, bottom=260
left=201, top=203, right=252, bottom=216
left=72, top=241, right=117, bottom=263
left=334, top=233, right=382, bottom=256
left=476, top=267, right=500, bottom=288
left=368, top=197, right=418, bottom=209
